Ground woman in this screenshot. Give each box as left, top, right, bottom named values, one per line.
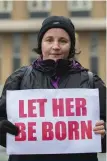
left=0, top=16, right=106, bottom=161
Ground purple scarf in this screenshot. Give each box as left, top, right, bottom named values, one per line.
left=32, top=57, right=87, bottom=88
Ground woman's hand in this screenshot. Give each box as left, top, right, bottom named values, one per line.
left=93, top=120, right=105, bottom=138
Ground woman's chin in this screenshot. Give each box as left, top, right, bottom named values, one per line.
left=48, top=55, right=64, bottom=61
left=43, top=55, right=67, bottom=61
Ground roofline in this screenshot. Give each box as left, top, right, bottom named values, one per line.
left=0, top=18, right=106, bottom=32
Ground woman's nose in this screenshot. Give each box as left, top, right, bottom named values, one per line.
left=52, top=42, right=60, bottom=50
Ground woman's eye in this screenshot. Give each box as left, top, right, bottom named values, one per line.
left=46, top=39, right=53, bottom=42
left=60, top=39, right=67, bottom=43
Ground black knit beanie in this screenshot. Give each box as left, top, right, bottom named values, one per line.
left=34, top=16, right=76, bottom=58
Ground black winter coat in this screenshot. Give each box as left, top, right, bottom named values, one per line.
left=0, top=59, right=106, bottom=161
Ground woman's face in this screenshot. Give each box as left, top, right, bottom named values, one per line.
left=41, top=28, right=71, bottom=61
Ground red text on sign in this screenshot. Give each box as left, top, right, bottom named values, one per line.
left=15, top=122, right=37, bottom=141
left=19, top=99, right=47, bottom=118
left=52, top=98, right=87, bottom=117
left=42, top=120, right=92, bottom=140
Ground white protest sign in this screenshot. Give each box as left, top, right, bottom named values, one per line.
left=6, top=88, right=101, bottom=155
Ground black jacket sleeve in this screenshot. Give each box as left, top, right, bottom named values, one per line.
left=0, top=66, right=27, bottom=147
left=0, top=66, right=28, bottom=121
left=93, top=74, right=106, bottom=153
left=93, top=74, right=106, bottom=122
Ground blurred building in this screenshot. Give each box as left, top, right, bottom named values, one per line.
left=0, top=1, right=106, bottom=161
left=0, top=1, right=106, bottom=86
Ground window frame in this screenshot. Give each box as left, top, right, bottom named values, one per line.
left=67, top=1, right=92, bottom=12
left=0, top=36, right=2, bottom=85
left=27, top=1, right=51, bottom=12
left=12, top=33, right=21, bottom=71
left=0, top=1, right=13, bottom=13
left=90, top=32, right=99, bottom=74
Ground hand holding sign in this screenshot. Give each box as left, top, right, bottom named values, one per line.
left=0, top=120, right=19, bottom=135
left=0, top=120, right=19, bottom=147
left=93, top=120, right=105, bottom=137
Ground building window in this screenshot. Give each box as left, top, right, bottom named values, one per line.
left=12, top=33, right=21, bottom=71
left=29, top=33, right=39, bottom=64
left=0, top=36, right=2, bottom=85
left=90, top=32, right=99, bottom=74
left=0, top=1, right=12, bottom=19
left=68, top=0, right=92, bottom=17
left=27, top=1, right=51, bottom=18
